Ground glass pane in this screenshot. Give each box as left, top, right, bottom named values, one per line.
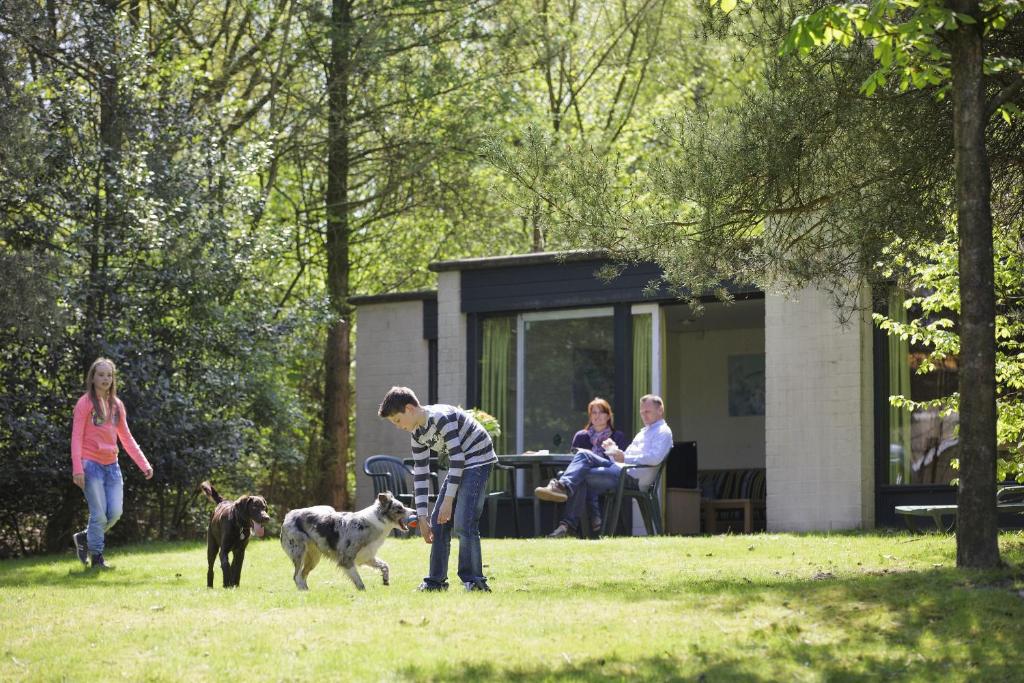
left=887, top=292, right=959, bottom=485
left=523, top=315, right=615, bottom=452
left=905, top=355, right=959, bottom=484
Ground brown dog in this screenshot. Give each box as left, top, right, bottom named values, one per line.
left=200, top=481, right=271, bottom=588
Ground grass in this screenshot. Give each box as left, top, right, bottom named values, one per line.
left=2, top=531, right=1024, bottom=682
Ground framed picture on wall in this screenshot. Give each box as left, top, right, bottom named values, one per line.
left=728, top=354, right=765, bottom=417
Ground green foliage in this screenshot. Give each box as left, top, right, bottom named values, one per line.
left=783, top=0, right=1023, bottom=121
left=481, top=0, right=710, bottom=251
left=0, top=0, right=315, bottom=554
left=467, top=407, right=502, bottom=441
left=487, top=2, right=955, bottom=310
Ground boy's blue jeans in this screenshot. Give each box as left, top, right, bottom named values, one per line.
left=82, top=459, right=124, bottom=555
left=424, top=462, right=492, bottom=587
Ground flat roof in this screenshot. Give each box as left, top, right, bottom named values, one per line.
left=349, top=290, right=437, bottom=306
left=428, top=250, right=606, bottom=272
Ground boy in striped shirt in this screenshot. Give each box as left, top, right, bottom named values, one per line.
left=379, top=386, right=496, bottom=592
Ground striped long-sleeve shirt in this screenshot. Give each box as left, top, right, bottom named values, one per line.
left=410, top=405, right=496, bottom=516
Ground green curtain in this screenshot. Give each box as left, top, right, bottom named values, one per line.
left=632, top=313, right=653, bottom=435
left=481, top=316, right=512, bottom=454
left=888, top=290, right=913, bottom=485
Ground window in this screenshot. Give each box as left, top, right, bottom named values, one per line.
left=886, top=290, right=959, bottom=486
left=479, top=307, right=662, bottom=454
left=517, top=309, right=615, bottom=452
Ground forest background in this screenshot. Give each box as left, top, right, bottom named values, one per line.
left=0, top=0, right=715, bottom=556
left=1, top=0, right=1021, bottom=560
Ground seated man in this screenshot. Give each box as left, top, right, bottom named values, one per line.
left=534, top=394, right=673, bottom=538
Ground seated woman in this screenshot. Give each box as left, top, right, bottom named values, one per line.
left=568, top=398, right=629, bottom=535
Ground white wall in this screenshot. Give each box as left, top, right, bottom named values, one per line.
left=666, top=328, right=766, bottom=469
left=765, top=286, right=875, bottom=531
left=436, top=270, right=467, bottom=407
left=353, top=301, right=431, bottom=508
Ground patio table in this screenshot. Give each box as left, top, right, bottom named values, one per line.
left=404, top=453, right=575, bottom=536
left=496, top=453, right=574, bottom=536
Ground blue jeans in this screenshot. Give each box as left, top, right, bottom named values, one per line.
left=81, top=460, right=124, bottom=555
left=425, top=462, right=492, bottom=586
left=559, top=450, right=635, bottom=530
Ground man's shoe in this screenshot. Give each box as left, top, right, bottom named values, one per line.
left=90, top=553, right=112, bottom=570
left=591, top=516, right=603, bottom=534
left=534, top=479, right=568, bottom=503
left=416, top=581, right=448, bottom=592
left=548, top=523, right=572, bottom=539
left=73, top=532, right=88, bottom=565
left=464, top=580, right=492, bottom=592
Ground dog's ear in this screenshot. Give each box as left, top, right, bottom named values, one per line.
left=377, top=492, right=392, bottom=505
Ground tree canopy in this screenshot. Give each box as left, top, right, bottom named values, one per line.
left=487, top=0, right=1023, bottom=567
left=0, top=0, right=713, bottom=555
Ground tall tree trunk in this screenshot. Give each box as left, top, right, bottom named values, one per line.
left=322, top=0, right=352, bottom=510
left=949, top=0, right=999, bottom=568
left=80, top=0, right=122, bottom=366
left=47, top=0, right=124, bottom=552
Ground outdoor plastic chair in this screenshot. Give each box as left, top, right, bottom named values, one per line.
left=600, top=453, right=671, bottom=536
left=363, top=455, right=416, bottom=507
left=363, top=454, right=438, bottom=515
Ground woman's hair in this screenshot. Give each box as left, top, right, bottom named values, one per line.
left=584, top=397, right=615, bottom=430
left=85, top=357, right=119, bottom=425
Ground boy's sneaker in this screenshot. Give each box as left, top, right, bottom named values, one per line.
left=73, top=532, right=88, bottom=565
left=591, top=516, right=603, bottom=534
left=90, top=553, right=112, bottom=570
left=464, top=580, right=491, bottom=593
left=416, top=581, right=448, bottom=592
left=534, top=479, right=568, bottom=503
left=548, top=522, right=572, bottom=539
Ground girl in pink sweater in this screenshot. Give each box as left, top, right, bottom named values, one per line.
left=71, top=358, right=154, bottom=569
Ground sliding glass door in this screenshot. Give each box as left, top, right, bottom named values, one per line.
left=516, top=309, right=615, bottom=453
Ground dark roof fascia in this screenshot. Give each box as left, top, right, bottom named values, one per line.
left=428, top=250, right=606, bottom=273
left=453, top=254, right=761, bottom=314
left=349, top=290, right=437, bottom=306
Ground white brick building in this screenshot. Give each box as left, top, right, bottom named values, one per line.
left=352, top=252, right=945, bottom=533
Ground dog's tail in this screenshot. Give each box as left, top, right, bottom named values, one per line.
left=199, top=481, right=223, bottom=505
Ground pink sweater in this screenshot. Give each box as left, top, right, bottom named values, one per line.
left=70, top=394, right=150, bottom=476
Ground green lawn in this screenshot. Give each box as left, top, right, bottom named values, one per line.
left=2, top=531, right=1023, bottom=682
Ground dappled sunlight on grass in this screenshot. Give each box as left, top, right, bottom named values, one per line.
left=2, top=531, right=1023, bottom=681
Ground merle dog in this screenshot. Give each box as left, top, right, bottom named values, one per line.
left=200, top=481, right=271, bottom=588
left=280, top=492, right=411, bottom=591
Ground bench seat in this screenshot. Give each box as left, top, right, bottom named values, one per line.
left=895, top=489, right=1024, bottom=532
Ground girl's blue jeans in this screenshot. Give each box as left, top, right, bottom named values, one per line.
left=425, top=462, right=492, bottom=587
left=81, top=459, right=124, bottom=555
